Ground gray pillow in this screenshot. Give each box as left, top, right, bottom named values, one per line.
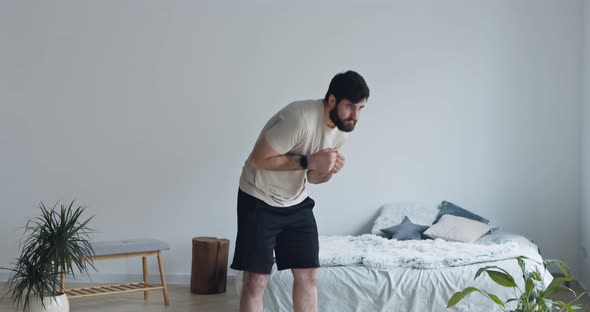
left=433, top=201, right=490, bottom=225
left=380, top=216, right=429, bottom=241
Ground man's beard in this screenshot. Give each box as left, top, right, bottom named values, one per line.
left=330, top=107, right=356, bottom=132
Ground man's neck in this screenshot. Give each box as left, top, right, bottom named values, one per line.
left=323, top=100, right=336, bottom=128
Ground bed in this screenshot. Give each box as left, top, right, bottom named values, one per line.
left=234, top=202, right=553, bottom=312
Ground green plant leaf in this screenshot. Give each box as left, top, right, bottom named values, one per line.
left=448, top=287, right=481, bottom=307
left=562, top=289, right=590, bottom=310
left=447, top=287, right=505, bottom=309
left=545, top=277, right=572, bottom=297
left=568, top=304, right=584, bottom=310
left=487, top=271, right=517, bottom=288
left=525, top=278, right=534, bottom=294
left=505, top=298, right=518, bottom=304
left=474, top=266, right=512, bottom=281
left=517, top=257, right=525, bottom=270
left=552, top=300, right=575, bottom=312
left=530, top=270, right=542, bottom=282
left=547, top=259, right=571, bottom=278
left=517, top=257, right=528, bottom=282
left=485, top=292, right=505, bottom=308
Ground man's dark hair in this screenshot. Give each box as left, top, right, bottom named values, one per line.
left=324, top=70, right=370, bottom=104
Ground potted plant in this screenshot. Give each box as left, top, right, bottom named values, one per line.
left=1, top=200, right=96, bottom=312
left=447, top=256, right=589, bottom=311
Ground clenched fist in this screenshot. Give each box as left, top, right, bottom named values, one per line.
left=308, top=148, right=344, bottom=174
left=330, top=151, right=345, bottom=174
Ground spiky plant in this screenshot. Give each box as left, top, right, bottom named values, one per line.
left=1, top=200, right=96, bottom=311
left=2, top=250, right=59, bottom=310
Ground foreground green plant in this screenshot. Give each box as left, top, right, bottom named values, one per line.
left=448, top=257, right=589, bottom=311
left=1, top=200, right=96, bottom=311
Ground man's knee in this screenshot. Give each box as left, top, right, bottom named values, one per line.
left=292, top=268, right=319, bottom=287
left=243, top=272, right=270, bottom=295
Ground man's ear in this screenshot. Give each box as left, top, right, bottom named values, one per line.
left=328, top=94, right=337, bottom=109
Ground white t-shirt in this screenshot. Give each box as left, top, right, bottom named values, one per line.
left=239, top=99, right=349, bottom=207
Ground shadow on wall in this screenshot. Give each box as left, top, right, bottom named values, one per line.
left=354, top=209, right=382, bottom=236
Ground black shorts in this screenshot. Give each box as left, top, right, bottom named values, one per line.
left=230, top=189, right=320, bottom=274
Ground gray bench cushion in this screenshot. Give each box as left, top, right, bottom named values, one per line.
left=92, top=238, right=170, bottom=256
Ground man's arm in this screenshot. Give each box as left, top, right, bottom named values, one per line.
left=307, top=170, right=332, bottom=184
left=249, top=137, right=303, bottom=171
left=249, top=138, right=338, bottom=173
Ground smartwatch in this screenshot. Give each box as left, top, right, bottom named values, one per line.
left=299, top=155, right=308, bottom=169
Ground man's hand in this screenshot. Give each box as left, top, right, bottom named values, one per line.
left=306, top=170, right=332, bottom=184
left=308, top=148, right=338, bottom=174
left=306, top=149, right=345, bottom=184
left=330, top=151, right=345, bottom=174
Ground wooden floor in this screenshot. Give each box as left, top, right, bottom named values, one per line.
left=1, top=279, right=589, bottom=311
left=0, top=282, right=240, bottom=312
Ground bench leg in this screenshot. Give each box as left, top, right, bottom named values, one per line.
left=157, top=252, right=170, bottom=305
left=142, top=256, right=149, bottom=301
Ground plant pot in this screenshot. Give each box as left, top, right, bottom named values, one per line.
left=27, top=293, right=69, bottom=312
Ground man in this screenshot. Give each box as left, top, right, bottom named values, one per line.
left=231, top=70, right=370, bottom=312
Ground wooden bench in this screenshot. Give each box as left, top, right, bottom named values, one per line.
left=60, top=238, right=170, bottom=305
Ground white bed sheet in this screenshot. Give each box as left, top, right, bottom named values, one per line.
left=235, top=232, right=553, bottom=312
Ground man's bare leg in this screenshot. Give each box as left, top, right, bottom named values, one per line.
left=240, top=272, right=270, bottom=312
left=292, top=268, right=319, bottom=312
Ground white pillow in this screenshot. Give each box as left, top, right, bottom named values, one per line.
left=371, top=202, right=439, bottom=236
left=423, top=214, right=492, bottom=243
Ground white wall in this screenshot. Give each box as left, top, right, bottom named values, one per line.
left=581, top=0, right=590, bottom=287
left=0, top=0, right=584, bottom=283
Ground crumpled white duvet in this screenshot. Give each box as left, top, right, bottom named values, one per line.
left=235, top=232, right=551, bottom=312
left=319, top=234, right=529, bottom=269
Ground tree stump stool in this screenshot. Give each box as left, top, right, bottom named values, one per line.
left=190, top=237, right=230, bottom=294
